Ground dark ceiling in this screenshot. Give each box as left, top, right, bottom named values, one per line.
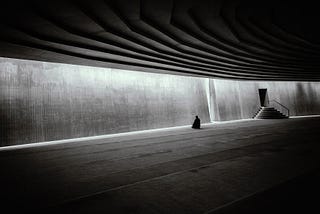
left=1, top=0, right=320, bottom=80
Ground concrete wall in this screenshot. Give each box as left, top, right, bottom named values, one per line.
left=210, top=79, right=320, bottom=121
left=0, top=57, right=210, bottom=146
left=1, top=57, right=320, bottom=147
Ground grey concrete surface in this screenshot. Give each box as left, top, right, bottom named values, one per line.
left=1, top=117, right=320, bottom=213
left=209, top=169, right=320, bottom=214
left=1, top=0, right=320, bottom=81
left=210, top=79, right=320, bottom=121
left=2, top=57, right=320, bottom=146
left=0, top=57, right=210, bottom=146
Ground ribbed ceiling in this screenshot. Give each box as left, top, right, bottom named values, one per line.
left=1, top=0, right=320, bottom=80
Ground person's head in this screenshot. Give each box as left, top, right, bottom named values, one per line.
left=195, top=115, right=198, bottom=119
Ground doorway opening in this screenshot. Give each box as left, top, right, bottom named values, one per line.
left=258, top=88, right=269, bottom=107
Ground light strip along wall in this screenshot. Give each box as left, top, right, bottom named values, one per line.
left=1, top=57, right=320, bottom=147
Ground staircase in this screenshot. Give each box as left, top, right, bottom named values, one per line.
left=254, top=107, right=289, bottom=119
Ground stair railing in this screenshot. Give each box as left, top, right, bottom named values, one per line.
left=269, top=100, right=290, bottom=117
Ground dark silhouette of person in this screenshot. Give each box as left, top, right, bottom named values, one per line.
left=192, top=115, right=201, bottom=129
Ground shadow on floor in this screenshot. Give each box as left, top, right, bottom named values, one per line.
left=211, top=168, right=320, bottom=214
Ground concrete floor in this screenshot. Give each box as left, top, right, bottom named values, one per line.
left=1, top=117, right=320, bottom=213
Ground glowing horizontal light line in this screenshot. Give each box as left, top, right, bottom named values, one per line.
left=0, top=119, right=257, bottom=152
left=1, top=115, right=319, bottom=152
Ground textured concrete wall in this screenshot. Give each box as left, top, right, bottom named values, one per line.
left=210, top=79, right=320, bottom=121
left=1, top=56, right=320, bottom=147
left=0, top=57, right=210, bottom=146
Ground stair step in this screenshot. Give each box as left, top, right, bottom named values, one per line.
left=254, top=106, right=288, bottom=119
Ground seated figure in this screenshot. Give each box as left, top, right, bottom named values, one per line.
left=192, top=115, right=201, bottom=129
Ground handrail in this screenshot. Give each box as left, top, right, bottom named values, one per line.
left=269, top=100, right=290, bottom=117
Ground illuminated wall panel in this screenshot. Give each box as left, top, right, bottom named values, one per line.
left=0, top=57, right=210, bottom=146
left=210, top=79, right=320, bottom=121
left=1, top=56, right=320, bottom=147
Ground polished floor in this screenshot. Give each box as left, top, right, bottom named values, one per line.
left=1, top=117, right=320, bottom=213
